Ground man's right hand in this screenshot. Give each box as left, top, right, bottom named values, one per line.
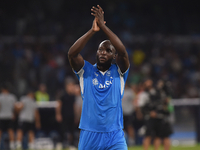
left=92, top=18, right=100, bottom=32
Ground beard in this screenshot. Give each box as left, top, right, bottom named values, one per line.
left=96, top=56, right=113, bottom=67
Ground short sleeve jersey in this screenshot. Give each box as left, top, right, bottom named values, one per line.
left=75, top=60, right=129, bottom=132
left=0, top=93, right=17, bottom=119
left=19, top=96, right=37, bottom=122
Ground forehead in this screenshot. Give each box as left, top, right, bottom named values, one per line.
left=98, top=41, right=115, bottom=50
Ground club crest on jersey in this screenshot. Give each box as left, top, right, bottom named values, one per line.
left=92, top=78, right=99, bottom=85
left=106, top=71, right=111, bottom=76
left=93, top=77, right=113, bottom=89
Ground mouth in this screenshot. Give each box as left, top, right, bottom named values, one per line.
left=99, top=56, right=106, bottom=60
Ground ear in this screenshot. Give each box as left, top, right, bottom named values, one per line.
left=113, top=53, right=117, bottom=60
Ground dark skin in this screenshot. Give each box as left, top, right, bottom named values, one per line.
left=68, top=5, right=129, bottom=73
left=96, top=40, right=116, bottom=71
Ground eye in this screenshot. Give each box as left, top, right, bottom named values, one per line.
left=107, top=49, right=112, bottom=53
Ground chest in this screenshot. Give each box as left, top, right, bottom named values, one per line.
left=92, top=71, right=115, bottom=89
left=24, top=101, right=35, bottom=109
left=0, top=97, right=14, bottom=107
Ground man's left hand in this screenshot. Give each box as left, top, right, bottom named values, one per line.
left=91, top=5, right=105, bottom=28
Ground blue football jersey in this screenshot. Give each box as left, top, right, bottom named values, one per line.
left=74, top=60, right=129, bottom=132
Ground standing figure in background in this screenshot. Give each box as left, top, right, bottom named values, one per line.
left=68, top=5, right=129, bottom=150
left=16, top=89, right=41, bottom=150
left=122, top=84, right=135, bottom=146
left=133, top=82, right=147, bottom=144
left=142, top=79, right=173, bottom=150
left=0, top=83, right=17, bottom=150
left=156, top=80, right=174, bottom=150
left=141, top=79, right=162, bottom=150
left=55, top=77, right=76, bottom=150
left=35, top=83, right=49, bottom=102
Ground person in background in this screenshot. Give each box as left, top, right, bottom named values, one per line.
left=142, top=79, right=166, bottom=150
left=0, top=83, right=18, bottom=150
left=156, top=80, right=174, bottom=150
left=122, top=84, right=135, bottom=146
left=35, top=83, right=50, bottom=102
left=133, top=82, right=147, bottom=144
left=55, top=77, right=76, bottom=150
left=15, top=89, right=41, bottom=150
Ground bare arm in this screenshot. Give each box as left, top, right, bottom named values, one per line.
left=68, top=19, right=100, bottom=72
left=15, top=102, right=24, bottom=114
left=91, top=5, right=130, bottom=73
left=55, top=100, right=62, bottom=122
left=35, top=109, right=41, bottom=129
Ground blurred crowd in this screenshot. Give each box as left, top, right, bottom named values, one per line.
left=0, top=35, right=200, bottom=100
left=0, top=0, right=200, bottom=99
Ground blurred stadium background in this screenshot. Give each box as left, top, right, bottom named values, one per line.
left=0, top=0, right=200, bottom=149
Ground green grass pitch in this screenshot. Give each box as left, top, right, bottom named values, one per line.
left=128, top=144, right=200, bottom=150
left=64, top=144, right=200, bottom=150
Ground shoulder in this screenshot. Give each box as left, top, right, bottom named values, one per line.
left=85, top=60, right=92, bottom=66
left=112, top=63, right=129, bottom=77
left=118, top=65, right=129, bottom=75
left=19, top=96, right=27, bottom=102
left=9, top=93, right=17, bottom=101
left=75, top=60, right=93, bottom=75
left=108, top=63, right=118, bottom=72
left=83, top=60, right=94, bottom=71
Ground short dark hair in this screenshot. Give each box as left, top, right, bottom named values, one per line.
left=1, top=82, right=10, bottom=91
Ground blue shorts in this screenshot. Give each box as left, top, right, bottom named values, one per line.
left=78, top=129, right=128, bottom=150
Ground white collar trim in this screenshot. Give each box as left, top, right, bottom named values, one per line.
left=99, top=70, right=108, bottom=75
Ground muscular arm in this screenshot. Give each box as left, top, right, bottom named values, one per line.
left=100, top=25, right=129, bottom=73
left=68, top=19, right=100, bottom=72
left=91, top=5, right=130, bottom=73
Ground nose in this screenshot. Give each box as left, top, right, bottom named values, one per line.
left=101, top=49, right=107, bottom=54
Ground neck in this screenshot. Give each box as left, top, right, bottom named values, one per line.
left=97, top=63, right=111, bottom=72
left=2, top=90, right=9, bottom=94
